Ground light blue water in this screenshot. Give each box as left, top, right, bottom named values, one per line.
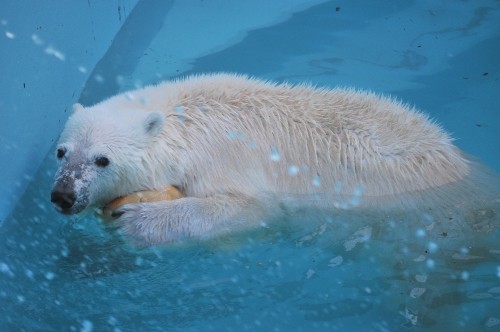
left=1, top=1, right=500, bottom=331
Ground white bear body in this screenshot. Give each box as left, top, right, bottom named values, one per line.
left=51, top=74, right=498, bottom=244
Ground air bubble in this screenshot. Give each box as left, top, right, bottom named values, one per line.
left=416, top=229, right=426, bottom=238
left=5, top=31, right=15, bottom=39
left=0, top=262, right=14, bottom=277
left=25, top=269, right=34, bottom=279
left=421, top=213, right=433, bottom=222
left=135, top=257, right=144, bottom=266
left=461, top=271, right=469, bottom=280
left=426, top=259, right=435, bottom=269
left=427, top=242, right=438, bottom=253
left=45, top=272, right=55, bottom=280
left=94, top=74, right=104, bottom=83
left=81, top=319, right=93, bottom=332
left=115, top=75, right=124, bottom=85
left=107, top=316, right=118, bottom=326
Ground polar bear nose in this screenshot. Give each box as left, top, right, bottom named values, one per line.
left=51, top=188, right=76, bottom=211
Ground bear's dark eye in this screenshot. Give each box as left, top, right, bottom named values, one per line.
left=95, top=156, right=110, bottom=167
left=56, top=148, right=65, bottom=159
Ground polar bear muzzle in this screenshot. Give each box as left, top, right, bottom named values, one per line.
left=51, top=180, right=77, bottom=214
left=51, top=164, right=91, bottom=215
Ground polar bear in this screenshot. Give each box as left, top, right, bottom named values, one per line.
left=51, top=73, right=499, bottom=244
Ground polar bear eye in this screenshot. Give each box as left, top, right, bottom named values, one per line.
left=56, top=148, right=66, bottom=159
left=95, top=156, right=110, bottom=167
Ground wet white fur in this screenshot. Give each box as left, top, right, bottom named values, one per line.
left=55, top=73, right=499, bottom=245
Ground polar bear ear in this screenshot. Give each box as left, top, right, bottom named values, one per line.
left=144, top=111, right=165, bottom=137
left=72, top=103, right=84, bottom=113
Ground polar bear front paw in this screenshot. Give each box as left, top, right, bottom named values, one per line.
left=111, top=195, right=265, bottom=245
left=113, top=201, right=185, bottom=245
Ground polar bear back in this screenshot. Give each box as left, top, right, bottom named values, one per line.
left=103, top=74, right=469, bottom=203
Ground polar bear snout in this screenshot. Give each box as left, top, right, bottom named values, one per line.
left=51, top=184, right=77, bottom=214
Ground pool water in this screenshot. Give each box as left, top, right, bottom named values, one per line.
left=1, top=1, right=499, bottom=331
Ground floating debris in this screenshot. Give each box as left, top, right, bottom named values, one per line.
left=415, top=274, right=427, bottom=283
left=328, top=255, right=343, bottom=267
left=410, top=287, right=426, bottom=298
left=344, top=226, right=372, bottom=251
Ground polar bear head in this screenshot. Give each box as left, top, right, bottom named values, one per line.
left=51, top=103, right=165, bottom=214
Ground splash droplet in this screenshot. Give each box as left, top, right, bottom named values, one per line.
left=44, top=45, right=66, bottom=61
left=31, top=34, right=44, bottom=45
left=175, top=105, right=186, bottom=124
left=312, top=175, right=321, bottom=187
left=270, top=146, right=281, bottom=162
left=288, top=165, right=299, bottom=176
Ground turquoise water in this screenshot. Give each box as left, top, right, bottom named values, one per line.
left=1, top=1, right=500, bottom=331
